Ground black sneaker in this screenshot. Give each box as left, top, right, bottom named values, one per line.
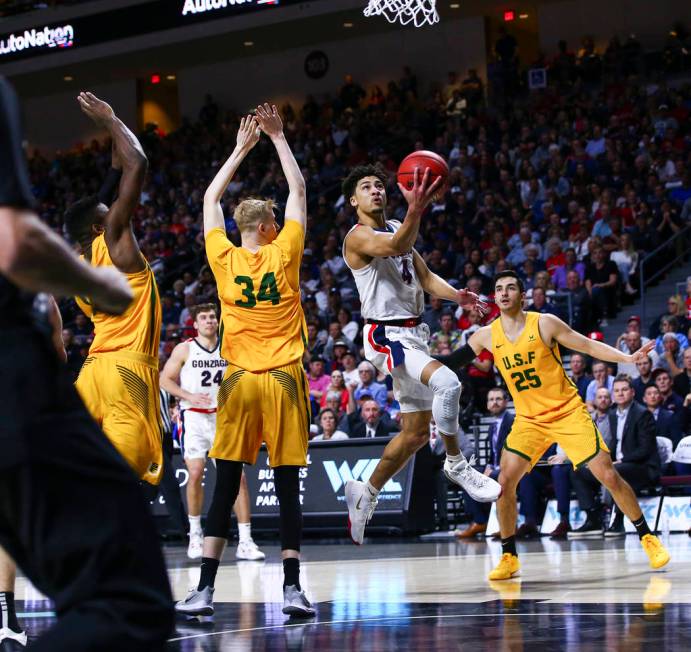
left=604, top=516, right=626, bottom=538
left=567, top=519, right=604, bottom=539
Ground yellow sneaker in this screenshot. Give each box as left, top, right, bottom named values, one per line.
left=488, top=553, right=520, bottom=580
left=641, top=534, right=671, bottom=569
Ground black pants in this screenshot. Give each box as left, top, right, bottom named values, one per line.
left=0, top=330, right=173, bottom=650
left=570, top=461, right=651, bottom=512
left=157, top=434, right=189, bottom=535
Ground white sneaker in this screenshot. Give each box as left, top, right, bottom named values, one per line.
left=345, top=480, right=378, bottom=545
left=236, top=539, right=266, bottom=561
left=444, top=455, right=501, bottom=502
left=0, top=627, right=28, bottom=646
left=282, top=584, right=315, bottom=617
left=187, top=531, right=203, bottom=560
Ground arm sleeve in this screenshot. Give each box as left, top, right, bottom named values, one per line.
left=205, top=228, right=233, bottom=293
left=97, top=168, right=123, bottom=205
left=0, top=77, right=35, bottom=208
left=433, top=343, right=480, bottom=368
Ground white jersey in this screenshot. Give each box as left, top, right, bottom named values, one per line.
left=343, top=219, right=424, bottom=320
left=178, top=338, right=227, bottom=410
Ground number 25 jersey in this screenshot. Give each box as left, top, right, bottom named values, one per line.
left=205, top=220, right=307, bottom=372
left=491, top=311, right=582, bottom=423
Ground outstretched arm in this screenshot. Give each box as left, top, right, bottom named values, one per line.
left=77, top=92, right=147, bottom=273
left=540, top=313, right=655, bottom=364
left=203, top=115, right=260, bottom=237
left=255, top=104, right=306, bottom=230
left=345, top=168, right=441, bottom=259
left=412, top=249, right=487, bottom=313
left=434, top=325, right=492, bottom=367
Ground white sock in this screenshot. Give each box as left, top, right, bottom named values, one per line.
left=238, top=522, right=252, bottom=543
left=446, top=452, right=465, bottom=464
left=189, top=515, right=202, bottom=535
left=366, top=481, right=380, bottom=497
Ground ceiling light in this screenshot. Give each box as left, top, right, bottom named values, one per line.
left=450, top=3, right=460, bottom=7
left=166, top=75, right=176, bottom=81
left=519, top=13, right=529, bottom=19
left=343, top=21, right=354, bottom=28
left=244, top=40, right=254, bottom=46
left=63, top=75, right=73, bottom=81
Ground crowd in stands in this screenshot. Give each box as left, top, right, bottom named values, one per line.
left=26, top=25, right=691, bottom=531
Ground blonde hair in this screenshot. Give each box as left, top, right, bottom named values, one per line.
left=234, top=198, right=275, bottom=233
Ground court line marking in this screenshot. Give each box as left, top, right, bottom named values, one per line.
left=168, top=610, right=652, bottom=642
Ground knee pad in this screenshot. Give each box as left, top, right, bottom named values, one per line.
left=274, top=466, right=302, bottom=552
left=428, top=366, right=462, bottom=436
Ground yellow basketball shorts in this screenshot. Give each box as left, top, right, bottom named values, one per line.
left=211, top=360, right=310, bottom=467
left=504, top=406, right=609, bottom=469
left=76, top=350, right=163, bottom=485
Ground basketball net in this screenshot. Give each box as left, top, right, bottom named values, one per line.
left=363, top=0, right=439, bottom=28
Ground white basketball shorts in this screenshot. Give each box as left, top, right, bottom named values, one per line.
left=363, top=322, right=434, bottom=413
left=180, top=409, right=217, bottom=460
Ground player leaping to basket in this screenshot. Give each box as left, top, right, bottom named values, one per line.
left=341, top=163, right=501, bottom=544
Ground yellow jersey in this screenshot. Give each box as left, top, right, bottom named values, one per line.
left=75, top=234, right=161, bottom=358
left=491, top=311, right=582, bottom=423
left=206, top=220, right=307, bottom=372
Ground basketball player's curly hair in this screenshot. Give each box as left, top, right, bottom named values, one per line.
left=341, top=164, right=388, bottom=200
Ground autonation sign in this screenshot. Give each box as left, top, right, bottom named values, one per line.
left=182, top=0, right=279, bottom=16
left=0, top=24, right=74, bottom=57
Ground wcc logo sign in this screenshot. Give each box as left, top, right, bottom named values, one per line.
left=323, top=459, right=402, bottom=493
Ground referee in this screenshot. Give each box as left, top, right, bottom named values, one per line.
left=0, top=77, right=173, bottom=650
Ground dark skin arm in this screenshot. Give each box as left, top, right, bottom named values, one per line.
left=77, top=92, right=147, bottom=274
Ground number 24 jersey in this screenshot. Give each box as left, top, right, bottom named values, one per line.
left=178, top=338, right=227, bottom=410
left=491, top=311, right=582, bottom=423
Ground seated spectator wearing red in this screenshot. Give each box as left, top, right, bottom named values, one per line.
left=570, top=375, right=660, bottom=538
left=584, top=246, right=618, bottom=328
left=652, top=368, right=684, bottom=414
left=642, top=384, right=683, bottom=447
left=319, top=370, right=351, bottom=414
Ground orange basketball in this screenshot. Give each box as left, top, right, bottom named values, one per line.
left=397, top=150, right=449, bottom=191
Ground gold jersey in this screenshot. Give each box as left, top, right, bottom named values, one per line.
left=205, top=220, right=307, bottom=372
left=491, top=311, right=582, bottom=423
left=75, top=234, right=161, bottom=358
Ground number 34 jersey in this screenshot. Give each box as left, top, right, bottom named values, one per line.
left=205, top=220, right=307, bottom=372
left=179, top=338, right=227, bottom=410
left=491, top=311, right=582, bottom=423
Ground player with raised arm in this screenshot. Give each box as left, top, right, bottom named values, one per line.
left=176, top=105, right=315, bottom=618
left=160, top=303, right=265, bottom=561
left=64, top=92, right=164, bottom=487
left=0, top=76, right=172, bottom=650
left=459, top=270, right=670, bottom=579
left=341, top=164, right=501, bottom=545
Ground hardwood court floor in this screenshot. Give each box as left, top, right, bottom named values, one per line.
left=11, top=534, right=691, bottom=650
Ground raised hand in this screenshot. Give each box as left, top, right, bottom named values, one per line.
left=255, top=103, right=284, bottom=139
left=77, top=92, right=115, bottom=126
left=456, top=288, right=489, bottom=315
left=236, top=115, right=260, bottom=152
left=397, top=166, right=443, bottom=216
left=630, top=339, right=656, bottom=364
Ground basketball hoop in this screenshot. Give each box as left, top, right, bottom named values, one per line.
left=363, top=0, right=439, bottom=28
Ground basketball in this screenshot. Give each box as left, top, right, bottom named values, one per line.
left=397, top=150, right=449, bottom=191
